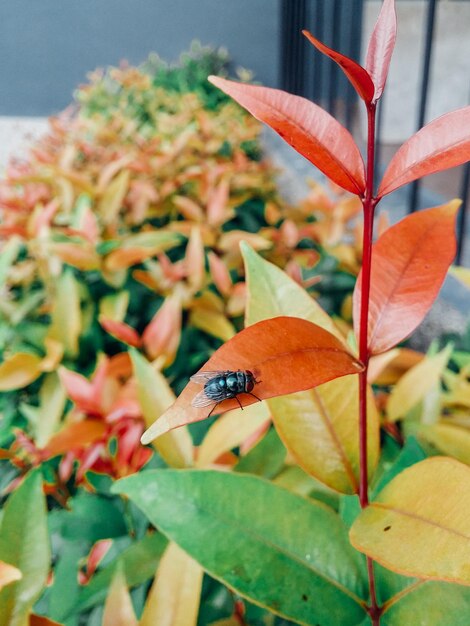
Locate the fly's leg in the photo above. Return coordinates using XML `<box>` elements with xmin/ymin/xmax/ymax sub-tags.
<box><xmin>235</xmin><ymin>396</ymin><xmax>244</xmax><ymax>410</ymax></box>
<box><xmin>247</xmin><ymin>392</ymin><xmax>262</xmax><ymax>402</ymax></box>
<box><xmin>207</xmin><ymin>402</ymin><xmax>220</xmax><ymax>418</ymax></box>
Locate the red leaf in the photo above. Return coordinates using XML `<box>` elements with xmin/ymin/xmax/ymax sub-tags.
<box><xmin>365</xmin><ymin>0</ymin><xmax>397</xmax><ymax>101</ymax></box>
<box><xmin>208</xmin><ymin>76</ymin><xmax>365</xmax><ymax>195</ymax></box>
<box><xmin>84</xmin><ymin>539</ymin><xmax>113</xmax><ymax>581</ymax></box>
<box><xmin>353</xmin><ymin>202</ymin><xmax>459</xmax><ymax>355</ymax></box>
<box><xmin>141</xmin><ymin>316</ymin><xmax>363</xmax><ymax>442</ymax></box>
<box><xmin>378</xmin><ymin>106</ymin><xmax>470</xmax><ymax>197</ymax></box>
<box><xmin>303</xmin><ymin>30</ymin><xmax>374</xmax><ymax>104</ymax></box>
<box><xmin>99</xmin><ymin>317</ymin><xmax>142</xmax><ymax>348</ymax></box>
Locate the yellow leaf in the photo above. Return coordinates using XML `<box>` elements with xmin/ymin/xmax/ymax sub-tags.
<box><xmin>40</xmin><ymin>338</ymin><xmax>64</xmax><ymax>373</ymax></box>
<box><xmin>419</xmin><ymin>422</ymin><xmax>470</xmax><ymax>465</ymax></box>
<box><xmin>0</xmin><ymin>561</ymin><xmax>21</xmax><ymax>591</ymax></box>
<box><xmin>367</xmin><ymin>348</ymin><xmax>400</xmax><ymax>384</ymax></box>
<box><xmin>130</xmin><ymin>350</ymin><xmax>193</xmax><ymax>467</ymax></box>
<box><xmin>350</xmin><ymin>457</ymin><xmax>470</xmax><ymax>585</ymax></box>
<box><xmin>98</xmin><ymin>169</ymin><xmax>130</xmax><ymax>224</ymax></box>
<box><xmin>444</xmin><ymin>367</ymin><xmax>470</xmax><ymax>409</ymax></box>
<box><xmin>99</xmin><ymin>292</ymin><xmax>129</xmax><ymax>322</ymax></box>
<box><xmin>267</xmin><ymin>374</ymin><xmax>379</xmax><ymax>494</ymax></box>
<box><xmin>387</xmin><ymin>345</ymin><xmax>452</xmax><ymax>421</ymax></box>
<box><xmin>242</xmin><ymin>242</ymin><xmax>345</xmax><ymax>343</ymax></box>
<box><xmin>190</xmin><ymin>308</ymin><xmax>235</xmax><ymax>342</ymax></box>
<box><xmin>139</xmin><ymin>542</ymin><xmax>203</xmax><ymax>626</ymax></box>
<box><xmin>47</xmin><ymin>270</ymin><xmax>81</xmax><ymax>357</ymax></box>
<box><xmin>34</xmin><ymin>373</ymin><xmax>67</xmax><ymax>449</ymax></box>
<box><xmin>0</xmin><ymin>353</ymin><xmax>43</xmax><ymax>391</ymax></box>
<box><xmin>196</xmin><ymin>403</ymin><xmax>270</xmax><ymax>467</ymax></box>
<box><xmin>242</xmin><ymin>242</ymin><xmax>378</xmax><ymax>494</ymax></box>
<box><xmin>450</xmin><ymin>266</ymin><xmax>470</xmax><ymax>290</ymax></box>
<box><xmin>103</xmin><ymin>566</ymin><xmax>138</xmax><ymax>626</ymax></box>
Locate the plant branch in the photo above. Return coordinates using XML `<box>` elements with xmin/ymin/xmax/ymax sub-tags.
<box><xmin>359</xmin><ymin>101</ymin><xmax>382</xmax><ymax>624</ymax></box>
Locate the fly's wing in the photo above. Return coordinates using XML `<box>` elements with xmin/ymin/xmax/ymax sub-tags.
<box><xmin>191</xmin><ymin>389</ymin><xmax>217</xmax><ymax>408</ymax></box>
<box><xmin>190</xmin><ymin>371</ymin><xmax>226</xmax><ymax>385</ymax></box>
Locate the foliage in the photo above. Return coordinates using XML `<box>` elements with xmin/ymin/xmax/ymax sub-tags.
<box><xmin>1</xmin><ymin>4</ymin><xmax>470</xmax><ymax>625</ymax></box>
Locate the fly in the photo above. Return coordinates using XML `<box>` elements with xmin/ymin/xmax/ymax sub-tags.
<box><xmin>190</xmin><ymin>369</ymin><xmax>261</xmax><ymax>417</ymax></box>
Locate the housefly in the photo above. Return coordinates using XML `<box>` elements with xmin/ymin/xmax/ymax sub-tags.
<box><xmin>190</xmin><ymin>369</ymin><xmax>261</xmax><ymax>416</ymax></box>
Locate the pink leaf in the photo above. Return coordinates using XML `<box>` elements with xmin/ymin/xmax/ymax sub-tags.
<box><xmin>142</xmin><ymin>294</ymin><xmax>182</xmax><ymax>364</ymax></box>
<box><xmin>365</xmin><ymin>0</ymin><xmax>397</xmax><ymax>101</ymax></box>
<box><xmin>58</xmin><ymin>368</ymin><xmax>101</xmax><ymax>415</ymax></box>
<box><xmin>208</xmin><ymin>252</ymin><xmax>232</xmax><ymax>296</ymax></box>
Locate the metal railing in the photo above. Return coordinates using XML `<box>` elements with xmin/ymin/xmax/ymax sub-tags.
<box><xmin>280</xmin><ymin>0</ymin><xmax>469</xmax><ymax>265</ymax></box>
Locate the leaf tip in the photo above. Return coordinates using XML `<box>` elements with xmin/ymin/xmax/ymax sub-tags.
<box><xmin>447</xmin><ymin>198</ymin><xmax>462</xmax><ymax>216</ymax></box>
<box><xmin>141</xmin><ymin>415</ymin><xmax>170</xmax><ymax>444</ymax></box>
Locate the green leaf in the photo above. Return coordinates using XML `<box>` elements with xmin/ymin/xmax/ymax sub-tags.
<box><xmin>113</xmin><ymin>470</ymin><xmax>368</xmax><ymax>625</ymax></box>
<box><xmin>0</xmin><ymin>471</ymin><xmax>50</xmax><ymax>626</ymax></box>
<box><xmin>48</xmin><ymin>541</ymin><xmax>84</xmax><ymax>621</ymax></box>
<box><xmin>70</xmin><ymin>533</ymin><xmax>167</xmax><ymax>615</ymax></box>
<box><xmin>50</xmin><ymin>491</ymin><xmax>127</xmax><ymax>543</ymax></box>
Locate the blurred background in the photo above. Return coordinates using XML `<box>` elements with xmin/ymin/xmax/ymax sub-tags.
<box><xmin>1</xmin><ymin>0</ymin><xmax>469</xmax><ymax>262</ymax></box>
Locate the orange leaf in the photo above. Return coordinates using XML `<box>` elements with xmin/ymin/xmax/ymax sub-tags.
<box><xmin>99</xmin><ymin>317</ymin><xmax>142</xmax><ymax>348</ymax></box>
<box><xmin>45</xmin><ymin>420</ymin><xmax>107</xmax><ymax>456</ymax></box>
<box><xmin>104</xmin><ymin>247</ymin><xmax>160</xmax><ymax>271</ymax></box>
<box><xmin>49</xmin><ymin>242</ymin><xmax>100</xmax><ymax>271</ymax></box>
<box><xmin>378</xmin><ymin>106</ymin><xmax>470</xmax><ymax>197</ymax></box>
<box><xmin>208</xmin><ymin>76</ymin><xmax>365</xmax><ymax>194</ymax></box>
<box><xmin>142</xmin><ymin>316</ymin><xmax>362</xmax><ymax>442</ymax></box>
<box><xmin>353</xmin><ymin>202</ymin><xmax>459</xmax><ymax>355</ymax></box>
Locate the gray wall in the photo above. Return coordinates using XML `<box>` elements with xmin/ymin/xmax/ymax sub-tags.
<box><xmin>0</xmin><ymin>0</ymin><xmax>281</xmax><ymax>116</ymax></box>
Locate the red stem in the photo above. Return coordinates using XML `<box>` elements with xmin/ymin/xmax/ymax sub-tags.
<box><xmin>359</xmin><ymin>102</ymin><xmax>381</xmax><ymax>624</ymax></box>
